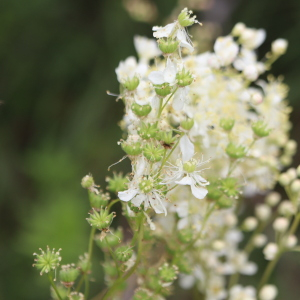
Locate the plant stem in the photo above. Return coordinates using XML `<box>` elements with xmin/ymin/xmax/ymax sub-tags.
<box><xmin>107</xmin><ymin>199</ymin><xmax>119</xmax><ymax>211</ymax></box>
<box><xmin>105</xmin><ymin>236</ymin><xmax>121</xmax><ymax>277</ymax></box>
<box><xmin>85</xmin><ymin>227</ymin><xmax>96</xmax><ymax>299</ymax></box>
<box><xmin>48</xmin><ymin>273</ymin><xmax>62</xmax><ymax>300</ymax></box>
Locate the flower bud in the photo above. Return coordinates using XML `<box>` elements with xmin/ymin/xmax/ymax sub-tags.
<box><xmin>115</xmin><ymin>245</ymin><xmax>133</xmax><ymax>262</ymax></box>
<box><xmin>59</xmin><ymin>264</ymin><xmax>80</xmax><ymax>288</ymax></box>
<box><xmin>259</xmin><ymin>284</ymin><xmax>278</xmax><ymax>300</ymax></box>
<box><xmin>178</xmin><ymin>8</ymin><xmax>197</xmax><ymax>27</ymax></box>
<box><xmin>278</xmin><ymin>201</ymin><xmax>296</xmax><ymax>217</ymax></box>
<box><xmin>176</xmin><ymin>68</ymin><xmax>194</xmax><ymax>87</ymax></box>
<box><xmin>138</xmin><ymin>122</ymin><xmax>158</xmax><ymax>139</ymax></box>
<box><xmin>278</xmin><ymin>173</ymin><xmax>291</xmax><ymax>186</ymax></box>
<box><xmin>77</xmin><ymin>253</ymin><xmax>91</xmax><ymax>273</ymax></box>
<box><xmin>123</xmin><ymin>76</ymin><xmax>140</xmax><ymax>91</ymax></box>
<box><xmin>286</xmin><ymin>168</ymin><xmax>297</xmax><ymax>181</ymax></box>
<box><xmin>217</xmin><ymin>196</ymin><xmax>234</xmax><ymax>209</ymax></box>
<box><xmin>212</xmin><ymin>240</ymin><xmax>226</xmax><ymax>251</ymax></box>
<box><xmin>133</xmin><ymin>288</ymin><xmax>153</xmax><ymax>300</ymax></box>
<box><xmin>159</xmin><ymin>263</ymin><xmax>179</xmax><ymax>284</ymax></box>
<box><xmin>106</xmin><ymin>173</ymin><xmax>128</xmax><ymax>193</ymax></box>
<box><xmin>242</xmin><ymin>217</ymin><xmax>258</xmax><ymax>231</ymax></box>
<box><xmin>181</xmin><ymin>118</ymin><xmax>194</xmax><ymax>130</ymax></box>
<box><xmin>232</xmin><ymin>22</ymin><xmax>246</xmax><ymax>36</ymax></box>
<box><xmin>95</xmin><ymin>228</ymin><xmax>123</xmax><ymax>249</ymax></box>
<box><xmin>280</xmin><ymin>155</ymin><xmax>292</xmax><ymax>166</ymax></box>
<box><xmin>273</xmin><ymin>217</ymin><xmax>289</xmax><ymax>233</ymax></box>
<box><xmin>220</xmin><ymin>118</ymin><xmax>235</xmax><ymax>131</ymax></box>
<box><xmin>154</xmin><ymin>83</ymin><xmax>172</xmax><ymax>96</ymax></box>
<box><xmin>263</xmin><ymin>243</ymin><xmax>278</xmax><ymax>260</ymax></box>
<box><xmin>143</xmin><ymin>143</ymin><xmax>164</xmax><ymax>162</ymax></box>
<box><xmin>271</xmin><ymin>39</ymin><xmax>288</xmax><ymax>56</ymax></box>
<box><xmin>251</xmin><ymin>120</ymin><xmax>271</xmax><ymax>138</ymax></box>
<box><xmin>132</xmin><ymin>103</ymin><xmax>152</xmax><ymax>117</ymax></box>
<box><xmin>284</xmin><ymin>235</ymin><xmax>297</xmax><ymax>248</ymax></box>
<box><xmin>226</xmin><ymin>142</ymin><xmax>246</xmax><ymax>159</ymax></box>
<box><xmin>88</xmin><ymin>190</ymin><xmax>110</xmax><ymax>209</ymax></box>
<box><xmin>86</xmin><ymin>208</ymin><xmax>116</xmax><ymax>230</ymax></box>
<box><xmin>33</xmin><ymin>246</ymin><xmax>62</xmax><ymax>276</ymax></box>
<box><xmin>178</xmin><ymin>228</ymin><xmax>194</xmax><ymax>244</ymax></box>
<box><xmin>291</xmin><ymin>179</ymin><xmax>300</xmax><ymax>193</ymax></box>
<box><xmin>297</xmin><ymin>165</ymin><xmax>300</xmax><ymax>177</ymax></box>
<box><xmin>255</xmin><ymin>204</ymin><xmax>271</xmax><ymax>222</ymax></box>
<box><xmin>69</xmin><ymin>292</ymin><xmax>85</xmax><ymax>300</ymax></box>
<box><xmin>207</xmin><ymin>183</ymin><xmax>223</xmax><ymax>201</ymax></box>
<box><xmin>103</xmin><ymin>261</ymin><xmax>118</xmax><ymax>277</ymax></box>
<box><xmin>285</xmin><ymin>140</ymin><xmax>297</xmax><ymax>155</ymax></box>
<box><xmin>219</xmin><ymin>177</ymin><xmax>240</xmax><ymax>198</ymax></box>
<box><xmin>265</xmin><ymin>192</ymin><xmax>281</xmax><ymax>207</ymax></box>
<box><xmin>157</xmin><ymin>131</ymin><xmax>176</xmax><ymax>145</ymax></box>
<box><xmin>121</xmin><ymin>141</ymin><xmax>143</xmax><ymax>155</ymax></box>
<box><xmin>81</xmin><ymin>175</ymin><xmax>94</xmax><ymax>189</ymax></box>
<box><xmin>253</xmin><ymin>234</ymin><xmax>267</xmax><ymax>248</ymax></box>
<box><xmin>158</xmin><ymin>38</ymin><xmax>179</xmax><ymax>54</ymax></box>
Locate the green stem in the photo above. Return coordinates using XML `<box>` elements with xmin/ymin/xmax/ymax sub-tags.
<box><xmin>102</xmin><ymin>214</ymin><xmax>145</xmax><ymax>300</ymax></box>
<box><xmin>105</xmin><ymin>236</ymin><xmax>121</xmax><ymax>277</ymax></box>
<box><xmin>75</xmin><ymin>274</ymin><xmax>84</xmax><ymax>292</ymax></box>
<box><xmin>161</xmin><ymin>87</ymin><xmax>178</xmax><ymax>112</ymax></box>
<box><xmin>107</xmin><ymin>199</ymin><xmax>119</xmax><ymax>211</ymax></box>
<box><xmin>85</xmin><ymin>227</ymin><xmax>96</xmax><ymax>299</ymax></box>
<box><xmin>48</xmin><ymin>273</ymin><xmax>63</xmax><ymax>300</ymax></box>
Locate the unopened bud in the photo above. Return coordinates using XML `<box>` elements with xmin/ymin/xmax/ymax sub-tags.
<box><xmin>132</xmin><ymin>103</ymin><xmax>152</xmax><ymax>117</ymax></box>
<box><xmin>271</xmin><ymin>39</ymin><xmax>288</xmax><ymax>56</ymax></box>
<box><xmin>242</xmin><ymin>217</ymin><xmax>258</xmax><ymax>231</ymax></box>
<box><xmin>220</xmin><ymin>118</ymin><xmax>235</xmax><ymax>131</ymax></box>
<box><xmin>123</xmin><ymin>76</ymin><xmax>140</xmax><ymax>91</ymax></box>
<box><xmin>273</xmin><ymin>217</ymin><xmax>289</xmax><ymax>232</ymax></box>
<box><xmin>259</xmin><ymin>284</ymin><xmax>278</xmax><ymax>300</ymax></box>
<box><xmin>251</xmin><ymin>120</ymin><xmax>271</xmax><ymax>138</ymax></box>
<box><xmin>181</xmin><ymin>118</ymin><xmax>194</xmax><ymax>130</ymax></box>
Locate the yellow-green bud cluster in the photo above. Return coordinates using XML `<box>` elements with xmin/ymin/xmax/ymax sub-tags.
<box><xmin>59</xmin><ymin>264</ymin><xmax>80</xmax><ymax>288</ymax></box>
<box><xmin>33</xmin><ymin>246</ymin><xmax>62</xmax><ymax>276</ymax></box>
<box><xmin>133</xmin><ymin>288</ymin><xmax>153</xmax><ymax>300</ymax></box>
<box><xmin>158</xmin><ymin>38</ymin><xmax>179</xmax><ymax>54</ymax></box>
<box><xmin>154</xmin><ymin>83</ymin><xmax>172</xmax><ymax>97</ymax></box>
<box><xmin>207</xmin><ymin>182</ymin><xmax>223</xmax><ymax>200</ymax></box>
<box><xmin>156</xmin><ymin>131</ymin><xmax>177</xmax><ymax>145</ymax></box>
<box><xmin>181</xmin><ymin>118</ymin><xmax>194</xmax><ymax>130</ymax></box>
<box><xmin>115</xmin><ymin>245</ymin><xmax>133</xmax><ymax>262</ymax></box>
<box><xmin>77</xmin><ymin>253</ymin><xmax>91</xmax><ymax>273</ymax></box>
<box><xmin>217</xmin><ymin>196</ymin><xmax>234</xmax><ymax>209</ymax></box>
<box><xmin>159</xmin><ymin>263</ymin><xmax>179</xmax><ymax>284</ymax></box>
<box><xmin>88</xmin><ymin>190</ymin><xmax>110</xmax><ymax>209</ymax></box>
<box><xmin>226</xmin><ymin>142</ymin><xmax>246</xmax><ymax>159</ymax></box>
<box><xmin>219</xmin><ymin>177</ymin><xmax>240</xmax><ymax>199</ymax></box>
<box><xmin>121</xmin><ymin>141</ymin><xmax>143</xmax><ymax>155</ymax></box>
<box><xmin>143</xmin><ymin>143</ymin><xmax>164</xmax><ymax>162</ymax></box>
<box><xmin>252</xmin><ymin>120</ymin><xmax>271</xmax><ymax>137</ymax></box>
<box><xmin>123</xmin><ymin>76</ymin><xmax>139</xmax><ymax>91</ymax></box>
<box><xmin>183</xmin><ymin>159</ymin><xmax>197</xmax><ymax>173</ymax></box>
<box><xmin>103</xmin><ymin>261</ymin><xmax>118</xmax><ymax>277</ymax></box>
<box><xmin>106</xmin><ymin>173</ymin><xmax>128</xmax><ymax>193</ymax></box>
<box><xmin>176</xmin><ymin>68</ymin><xmax>194</xmax><ymax>86</ymax></box>
<box><xmin>178</xmin><ymin>8</ymin><xmax>197</xmax><ymax>27</ymax></box>
<box><xmin>86</xmin><ymin>208</ymin><xmax>116</xmax><ymax>230</ymax></box>
<box><xmin>81</xmin><ymin>174</ymin><xmax>94</xmax><ymax>189</ymax></box>
<box><xmin>139</xmin><ymin>178</ymin><xmax>154</xmax><ymax>193</ymax></box>
<box><xmin>132</xmin><ymin>103</ymin><xmax>152</xmax><ymax>117</ymax></box>
<box><xmin>95</xmin><ymin>228</ymin><xmax>123</xmax><ymax>249</ymax></box>
<box><xmin>138</xmin><ymin>122</ymin><xmax>158</xmax><ymax>139</ymax></box>
<box><xmin>178</xmin><ymin>228</ymin><xmax>194</xmax><ymax>244</ymax></box>
<box><xmin>220</xmin><ymin>118</ymin><xmax>235</xmax><ymax>131</ymax></box>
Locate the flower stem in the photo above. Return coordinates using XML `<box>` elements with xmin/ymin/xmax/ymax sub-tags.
<box><xmin>48</xmin><ymin>273</ymin><xmax>62</xmax><ymax>300</ymax></box>
<box><xmin>107</xmin><ymin>199</ymin><xmax>120</xmax><ymax>211</ymax></box>
<box><xmin>105</xmin><ymin>236</ymin><xmax>121</xmax><ymax>277</ymax></box>
<box><xmin>85</xmin><ymin>227</ymin><xmax>96</xmax><ymax>299</ymax></box>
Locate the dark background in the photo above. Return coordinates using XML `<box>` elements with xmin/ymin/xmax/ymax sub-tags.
<box><xmin>0</xmin><ymin>0</ymin><xmax>299</xmax><ymax>299</ymax></box>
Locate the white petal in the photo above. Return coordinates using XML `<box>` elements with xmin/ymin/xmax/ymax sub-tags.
<box><xmin>148</xmin><ymin>71</ymin><xmax>165</xmax><ymax>85</ymax></box>
<box><xmin>180</xmin><ymin>40</ymin><xmax>194</xmax><ymax>52</ymax></box>
<box><xmin>191</xmin><ymin>182</ymin><xmax>208</xmax><ymax>199</ymax></box>
<box><xmin>135</xmin><ymin>156</ymin><xmax>147</xmax><ymax>177</ymax></box>
<box><xmin>177</xmin><ymin>30</ymin><xmax>194</xmax><ymax>53</ymax></box>
<box><xmin>193</xmin><ymin>173</ymin><xmax>208</xmax><ymax>185</ymax></box>
<box><xmin>118</xmin><ymin>188</ymin><xmax>138</xmax><ymax>202</ymax></box>
<box><xmin>240</xmin><ymin>262</ymin><xmax>257</xmax><ymax>275</ymax></box>
<box><xmin>150</xmin><ymin>192</ymin><xmax>167</xmax><ymax>215</ymax></box>
<box><xmin>163</xmin><ymin>61</ymin><xmax>177</xmax><ymax>84</ymax></box>
<box><xmin>172</xmin><ymin>89</ymin><xmax>184</xmax><ymax>110</ymax></box>
<box><xmin>180</xmin><ymin>134</ymin><xmax>194</xmax><ymax>162</ymax></box>
<box><xmin>153</xmin><ymin>23</ymin><xmax>175</xmax><ymax>38</ymax></box>
<box><xmin>175</xmin><ymin>176</ymin><xmax>192</xmax><ymax>185</ymax></box>
<box><xmin>131</xmin><ymin>193</ymin><xmax>146</xmax><ymax>207</ymax></box>
<box><xmin>151</xmin><ymin>95</ymin><xmax>160</xmax><ymax>109</ymax></box>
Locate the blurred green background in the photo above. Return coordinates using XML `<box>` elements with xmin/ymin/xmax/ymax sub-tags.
<box><xmin>0</xmin><ymin>0</ymin><xmax>299</xmax><ymax>299</ymax></box>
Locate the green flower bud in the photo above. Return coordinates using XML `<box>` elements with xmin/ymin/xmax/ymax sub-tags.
<box><xmin>81</xmin><ymin>174</ymin><xmax>94</xmax><ymax>189</ymax></box>
<box><xmin>217</xmin><ymin>196</ymin><xmax>234</xmax><ymax>209</ymax></box>
<box><xmin>132</xmin><ymin>103</ymin><xmax>152</xmax><ymax>117</ymax></box>
<box><xmin>33</xmin><ymin>246</ymin><xmax>62</xmax><ymax>276</ymax></box>
<box><xmin>59</xmin><ymin>264</ymin><xmax>80</xmax><ymax>288</ymax></box>
<box><xmin>95</xmin><ymin>228</ymin><xmax>123</xmax><ymax>249</ymax></box>
<box><xmin>178</xmin><ymin>8</ymin><xmax>197</xmax><ymax>27</ymax></box>
<box><xmin>178</xmin><ymin>228</ymin><xmax>194</xmax><ymax>244</ymax></box>
<box><xmin>183</xmin><ymin>159</ymin><xmax>197</xmax><ymax>173</ymax></box>
<box><xmin>77</xmin><ymin>253</ymin><xmax>91</xmax><ymax>273</ymax></box>
<box><xmin>86</xmin><ymin>208</ymin><xmax>116</xmax><ymax>230</ymax></box>
<box><xmin>155</xmin><ymin>83</ymin><xmax>172</xmax><ymax>97</ymax></box>
<box><xmin>156</xmin><ymin>131</ymin><xmax>177</xmax><ymax>145</ymax></box>
<box><xmin>158</xmin><ymin>38</ymin><xmax>179</xmax><ymax>54</ymax></box>
<box><xmin>139</xmin><ymin>178</ymin><xmax>154</xmax><ymax>193</ymax></box>
<box><xmin>176</xmin><ymin>68</ymin><xmax>194</xmax><ymax>86</ymax></box>
<box><xmin>252</xmin><ymin>120</ymin><xmax>271</xmax><ymax>137</ymax></box>
<box><xmin>88</xmin><ymin>190</ymin><xmax>110</xmax><ymax>209</ymax></box>
<box><xmin>121</xmin><ymin>141</ymin><xmax>143</xmax><ymax>155</ymax></box>
<box><xmin>226</xmin><ymin>142</ymin><xmax>246</xmax><ymax>159</ymax></box>
<box><xmin>159</xmin><ymin>263</ymin><xmax>178</xmax><ymax>284</ymax></box>
<box><xmin>138</xmin><ymin>122</ymin><xmax>158</xmax><ymax>139</ymax></box>
<box><xmin>50</xmin><ymin>285</ymin><xmax>68</xmax><ymax>300</ymax></box>
<box><xmin>219</xmin><ymin>177</ymin><xmax>240</xmax><ymax>199</ymax></box>
<box><xmin>181</xmin><ymin>118</ymin><xmax>194</xmax><ymax>130</ymax></box>
<box><xmin>68</xmin><ymin>292</ymin><xmax>84</xmax><ymax>300</ymax></box>
<box><xmin>133</xmin><ymin>288</ymin><xmax>153</xmax><ymax>300</ymax></box>
<box><xmin>106</xmin><ymin>173</ymin><xmax>129</xmax><ymax>193</ymax></box>
<box><xmin>207</xmin><ymin>182</ymin><xmax>222</xmax><ymax>200</ymax></box>
<box><xmin>103</xmin><ymin>261</ymin><xmax>118</xmax><ymax>277</ymax></box>
<box><xmin>123</xmin><ymin>76</ymin><xmax>139</xmax><ymax>91</ymax></box>
<box><xmin>147</xmin><ymin>275</ymin><xmax>161</xmax><ymax>292</ymax></box>
<box><xmin>115</xmin><ymin>245</ymin><xmax>133</xmax><ymax>262</ymax></box>
<box><xmin>143</xmin><ymin>143</ymin><xmax>165</xmax><ymax>162</ymax></box>
<box><xmin>220</xmin><ymin>118</ymin><xmax>235</xmax><ymax>131</ymax></box>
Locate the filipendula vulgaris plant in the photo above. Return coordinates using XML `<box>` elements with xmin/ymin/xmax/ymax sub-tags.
<box><xmin>33</xmin><ymin>7</ymin><xmax>299</xmax><ymax>300</ymax></box>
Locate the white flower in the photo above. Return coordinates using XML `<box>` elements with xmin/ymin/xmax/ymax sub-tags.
<box><xmin>229</xmin><ymin>285</ymin><xmax>257</xmax><ymax>300</ymax></box>
<box><xmin>273</xmin><ymin>217</ymin><xmax>289</xmax><ymax>232</ymax></box>
<box><xmin>271</xmin><ymin>39</ymin><xmax>288</xmax><ymax>56</ymax></box>
<box><xmin>263</xmin><ymin>243</ymin><xmax>278</xmax><ymax>260</ymax></box>
<box><xmin>214</xmin><ymin>36</ymin><xmax>239</xmax><ymax>66</ymax></box>
<box><xmin>148</xmin><ymin>59</ymin><xmax>177</xmax><ymax>85</ymax></box>
<box><xmin>206</xmin><ymin>276</ymin><xmax>227</xmax><ymax>300</ymax></box>
<box><xmin>118</xmin><ymin>157</ymin><xmax>167</xmax><ymax>215</ymax></box>
<box><xmin>240</xmin><ymin>27</ymin><xmax>266</xmax><ymax>49</ymax></box>
<box><xmin>134</xmin><ymin>35</ymin><xmax>161</xmax><ymax>62</ymax></box>
<box><xmin>259</xmin><ymin>285</ymin><xmax>278</xmax><ymax>300</ymax></box>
